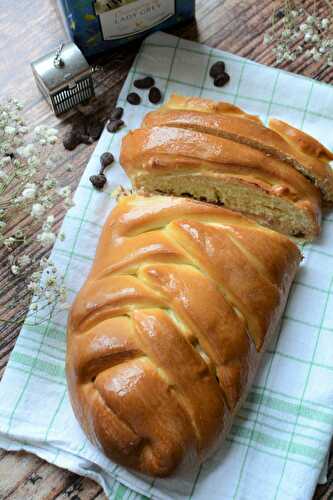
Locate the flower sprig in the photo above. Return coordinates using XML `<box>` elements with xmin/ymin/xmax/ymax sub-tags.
<box><xmin>0</xmin><ymin>98</ymin><xmax>74</xmax><ymax>326</ymax></box>
<box><xmin>264</xmin><ymin>1</ymin><xmax>333</xmax><ymax>65</ymax></box>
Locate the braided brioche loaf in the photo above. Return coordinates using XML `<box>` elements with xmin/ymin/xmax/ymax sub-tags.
<box><xmin>67</xmin><ymin>195</ymin><xmax>301</xmax><ymax>477</ymax></box>
<box><xmin>120</xmin><ymin>95</ymin><xmax>333</xmax><ymax>240</ymax></box>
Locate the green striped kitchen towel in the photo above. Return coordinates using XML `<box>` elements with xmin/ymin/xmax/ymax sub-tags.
<box><xmin>1</xmin><ymin>31</ymin><xmax>333</xmax><ymax>500</ymax></box>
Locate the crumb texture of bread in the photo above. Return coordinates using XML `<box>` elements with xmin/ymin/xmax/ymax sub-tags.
<box><xmin>126</xmin><ymin>94</ymin><xmax>333</xmax><ymax>215</ymax></box>
<box><xmin>67</xmin><ymin>195</ymin><xmax>301</xmax><ymax>477</ymax></box>
<box><xmin>121</xmin><ymin>108</ymin><xmax>323</xmax><ymax>240</ymax></box>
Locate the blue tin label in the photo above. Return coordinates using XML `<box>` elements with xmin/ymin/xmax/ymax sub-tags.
<box><xmin>57</xmin><ymin>0</ymin><xmax>195</xmax><ymax>57</ymax></box>
<box><xmin>94</xmin><ymin>0</ymin><xmax>175</xmax><ymax>41</ymax></box>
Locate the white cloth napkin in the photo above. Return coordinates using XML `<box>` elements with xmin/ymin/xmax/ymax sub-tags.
<box><xmin>1</xmin><ymin>31</ymin><xmax>333</xmax><ymax>500</ymax></box>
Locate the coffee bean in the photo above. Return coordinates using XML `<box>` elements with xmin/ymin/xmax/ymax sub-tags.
<box><xmin>70</xmin><ymin>114</ymin><xmax>87</xmax><ymax>137</ymax></box>
<box><xmin>214</xmin><ymin>72</ymin><xmax>230</xmax><ymax>87</ymax></box>
<box><xmin>80</xmin><ymin>134</ymin><xmax>94</xmax><ymax>145</ymax></box>
<box><xmin>87</xmin><ymin>120</ymin><xmax>104</xmax><ymax>141</ymax></box>
<box><xmin>134</xmin><ymin>76</ymin><xmax>155</xmax><ymax>89</ymax></box>
<box><xmin>107</xmin><ymin>119</ymin><xmax>124</xmax><ymax>134</ymax></box>
<box><xmin>90</xmin><ymin>174</ymin><xmax>107</xmax><ymax>190</ymax></box>
<box><xmin>110</xmin><ymin>107</ymin><xmax>124</xmax><ymax>120</ymax></box>
<box><xmin>127</xmin><ymin>92</ymin><xmax>141</xmax><ymax>105</ymax></box>
<box><xmin>149</xmin><ymin>86</ymin><xmax>162</xmax><ymax>105</ymax></box>
<box><xmin>100</xmin><ymin>152</ymin><xmax>115</xmax><ymax>170</ymax></box>
<box><xmin>209</xmin><ymin>61</ymin><xmax>226</xmax><ymax>79</ymax></box>
<box><xmin>63</xmin><ymin>130</ymin><xmax>81</xmax><ymax>151</ymax></box>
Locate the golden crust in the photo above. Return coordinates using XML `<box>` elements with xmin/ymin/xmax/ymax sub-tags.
<box><xmin>269</xmin><ymin>118</ymin><xmax>333</xmax><ymax>162</ymax></box>
<box><xmin>120</xmin><ymin>124</ymin><xmax>321</xmax><ymax>239</ymax></box>
<box><xmin>67</xmin><ymin>195</ymin><xmax>301</xmax><ymax>477</ymax></box>
<box><xmin>164</xmin><ymin>94</ymin><xmax>263</xmax><ymax>123</ymax></box>
<box><xmin>142</xmin><ymin>94</ymin><xmax>333</xmax><ymax>203</ymax></box>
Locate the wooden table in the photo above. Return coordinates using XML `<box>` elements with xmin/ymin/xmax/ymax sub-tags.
<box><xmin>0</xmin><ymin>0</ymin><xmax>332</xmax><ymax>498</ymax></box>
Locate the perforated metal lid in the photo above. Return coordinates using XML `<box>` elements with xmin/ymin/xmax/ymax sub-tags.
<box><xmin>31</xmin><ymin>42</ymin><xmax>91</xmax><ymax>93</ymax></box>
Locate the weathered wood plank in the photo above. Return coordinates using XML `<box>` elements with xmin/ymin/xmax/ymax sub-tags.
<box><xmin>0</xmin><ymin>452</ymin><xmax>43</xmax><ymax>498</ymax></box>
<box><xmin>54</xmin><ymin>476</ymin><xmax>104</xmax><ymax>500</ymax></box>
<box><xmin>5</xmin><ymin>460</ymin><xmax>78</xmax><ymax>500</ymax></box>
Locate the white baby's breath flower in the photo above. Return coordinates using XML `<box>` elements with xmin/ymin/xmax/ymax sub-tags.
<box><xmin>33</xmin><ymin>125</ymin><xmax>58</xmax><ymax>145</ymax></box>
<box><xmin>28</xmin><ymin>281</ymin><xmax>38</xmax><ymax>292</ymax></box>
<box><xmin>40</xmin><ymin>257</ymin><xmax>50</xmax><ymax>270</ymax></box>
<box><xmin>46</xmin><ymin>135</ymin><xmax>57</xmax><ymax>145</ymax></box>
<box><xmin>306</xmin><ymin>15</ymin><xmax>316</xmax><ymax>25</ymax></box>
<box><xmin>4</xmin><ymin>126</ymin><xmax>16</xmax><ymax>135</ymax></box>
<box><xmin>46</xmin><ymin>276</ymin><xmax>57</xmax><ymax>287</ymax></box>
<box><xmin>10</xmin><ymin>264</ymin><xmax>20</xmax><ymax>275</ymax></box>
<box><xmin>0</xmin><ymin>170</ymin><xmax>8</xmax><ymax>181</ymax></box>
<box><xmin>0</xmin><ymin>156</ymin><xmax>12</xmax><ymax>167</ymax></box>
<box><xmin>18</xmin><ymin>254</ymin><xmax>31</xmax><ymax>267</ymax></box>
<box><xmin>37</xmin><ymin>231</ymin><xmax>56</xmax><ymax>247</ymax></box>
<box><xmin>47</xmin><ymin>127</ymin><xmax>58</xmax><ymax>136</ymax></box>
<box><xmin>4</xmin><ymin>237</ymin><xmax>15</xmax><ymax>248</ymax></box>
<box><xmin>46</xmin><ymin>214</ymin><xmax>55</xmax><ymax>226</ymax></box>
<box><xmin>17</xmin><ymin>143</ymin><xmax>35</xmax><ymax>159</ymax></box>
<box><xmin>31</xmin><ymin>270</ymin><xmax>42</xmax><ymax>281</ymax></box>
<box><xmin>321</xmin><ymin>18</ymin><xmax>330</xmax><ymax>30</ymax></box>
<box><xmin>43</xmin><ymin>178</ymin><xmax>57</xmax><ymax>190</ymax></box>
<box><xmin>59</xmin><ymin>286</ymin><xmax>67</xmax><ymax>302</ymax></box>
<box><xmin>22</xmin><ymin>182</ymin><xmax>37</xmax><ymax>199</ymax></box>
<box><xmin>1</xmin><ymin>98</ymin><xmax>70</xmax><ymax>323</ymax></box>
<box><xmin>18</xmin><ymin>126</ymin><xmax>28</xmax><ymax>134</ymax></box>
<box><xmin>313</xmin><ymin>50</ymin><xmax>321</xmax><ymax>61</ymax></box>
<box><xmin>45</xmin><ymin>158</ymin><xmax>56</xmax><ymax>169</ymax></box>
<box><xmin>282</xmin><ymin>29</ymin><xmax>291</xmax><ymax>39</ymax></box>
<box><xmin>44</xmin><ymin>290</ymin><xmax>54</xmax><ymax>303</ymax></box>
<box><xmin>58</xmin><ymin>186</ymin><xmax>71</xmax><ymax>198</ymax></box>
<box><xmin>31</xmin><ymin>203</ymin><xmax>45</xmax><ymax>218</ymax></box>
<box><xmin>33</xmin><ymin>125</ymin><xmax>43</xmax><ymax>134</ymax></box>
<box><xmin>14</xmin><ymin>228</ymin><xmax>24</xmax><ymax>239</ymax></box>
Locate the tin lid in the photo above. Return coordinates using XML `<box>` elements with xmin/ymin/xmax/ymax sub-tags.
<box><xmin>31</xmin><ymin>42</ymin><xmax>91</xmax><ymax>93</ymax></box>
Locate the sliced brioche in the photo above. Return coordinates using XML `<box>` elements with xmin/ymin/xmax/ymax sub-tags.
<box><xmin>142</xmin><ymin>94</ymin><xmax>333</xmax><ymax>203</ymax></box>
<box><xmin>120</xmin><ymin>125</ymin><xmax>321</xmax><ymax>240</ymax></box>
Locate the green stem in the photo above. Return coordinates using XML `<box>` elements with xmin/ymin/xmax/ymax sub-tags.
<box><xmin>324</xmin><ymin>0</ymin><xmax>333</xmax><ymax>13</ymax></box>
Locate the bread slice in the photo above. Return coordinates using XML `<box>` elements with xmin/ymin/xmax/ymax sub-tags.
<box><xmin>120</xmin><ymin>125</ymin><xmax>322</xmax><ymax>241</ymax></box>
<box><xmin>142</xmin><ymin>94</ymin><xmax>333</xmax><ymax>203</ymax></box>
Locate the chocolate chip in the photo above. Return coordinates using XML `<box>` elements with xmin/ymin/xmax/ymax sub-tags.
<box><xmin>87</xmin><ymin>120</ymin><xmax>104</xmax><ymax>141</ymax></box>
<box><xmin>63</xmin><ymin>130</ymin><xmax>81</xmax><ymax>151</ymax></box>
<box><xmin>149</xmin><ymin>86</ymin><xmax>162</xmax><ymax>105</ymax></box>
<box><xmin>110</xmin><ymin>107</ymin><xmax>124</xmax><ymax>120</ymax></box>
<box><xmin>107</xmin><ymin>119</ymin><xmax>124</xmax><ymax>134</ymax></box>
<box><xmin>214</xmin><ymin>72</ymin><xmax>230</xmax><ymax>87</ymax></box>
<box><xmin>209</xmin><ymin>61</ymin><xmax>226</xmax><ymax>79</ymax></box>
<box><xmin>134</xmin><ymin>76</ymin><xmax>155</xmax><ymax>89</ymax></box>
<box><xmin>100</xmin><ymin>152</ymin><xmax>114</xmax><ymax>170</ymax></box>
<box><xmin>127</xmin><ymin>92</ymin><xmax>141</xmax><ymax>105</ymax></box>
<box><xmin>90</xmin><ymin>174</ymin><xmax>107</xmax><ymax>190</ymax></box>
